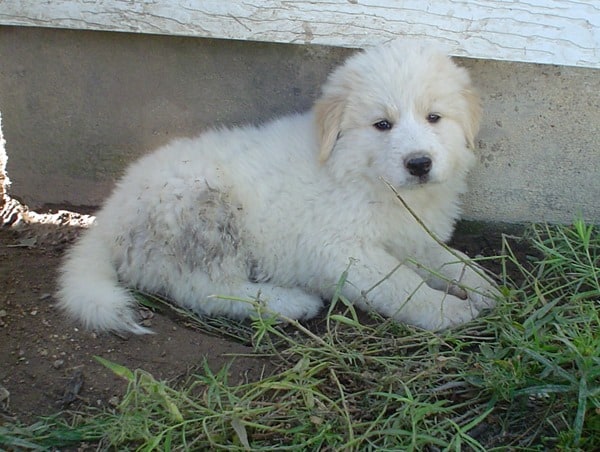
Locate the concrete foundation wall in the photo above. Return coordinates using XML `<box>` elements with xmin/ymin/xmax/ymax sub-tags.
<box><xmin>0</xmin><ymin>26</ymin><xmax>598</xmax><ymax>224</ymax></box>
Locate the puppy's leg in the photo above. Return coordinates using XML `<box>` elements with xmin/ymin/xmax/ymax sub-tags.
<box><xmin>224</xmin><ymin>281</ymin><xmax>323</xmax><ymax>321</ymax></box>
<box><xmin>411</xmin><ymin>246</ymin><xmax>499</xmax><ymax>311</ymax></box>
<box><xmin>330</xmin><ymin>250</ymin><xmax>484</xmax><ymax>330</ymax></box>
<box><xmin>238</xmin><ymin>282</ymin><xmax>323</xmax><ymax>320</ymax></box>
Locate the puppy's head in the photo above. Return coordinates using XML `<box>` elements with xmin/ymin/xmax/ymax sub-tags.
<box><xmin>314</xmin><ymin>40</ymin><xmax>481</xmax><ymax>189</ymax></box>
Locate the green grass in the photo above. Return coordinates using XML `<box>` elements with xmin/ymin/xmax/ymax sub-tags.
<box><xmin>1</xmin><ymin>219</ymin><xmax>598</xmax><ymax>450</ymax></box>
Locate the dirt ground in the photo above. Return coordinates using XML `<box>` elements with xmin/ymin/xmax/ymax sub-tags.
<box><xmin>0</xmin><ymin>207</ymin><xmax>272</xmax><ymax>424</ymax></box>
<box><xmin>0</xmin><ymin>205</ymin><xmax>509</xmax><ymax>425</ymax></box>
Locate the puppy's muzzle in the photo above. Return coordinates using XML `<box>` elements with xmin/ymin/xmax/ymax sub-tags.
<box><xmin>405</xmin><ymin>155</ymin><xmax>432</xmax><ymax>177</ymax></box>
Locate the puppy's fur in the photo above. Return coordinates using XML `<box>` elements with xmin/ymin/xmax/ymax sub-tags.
<box><xmin>58</xmin><ymin>40</ymin><xmax>497</xmax><ymax>334</ymax></box>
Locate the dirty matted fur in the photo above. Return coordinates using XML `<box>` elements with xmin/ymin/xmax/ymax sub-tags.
<box><xmin>58</xmin><ymin>40</ymin><xmax>498</xmax><ymax>334</ymax></box>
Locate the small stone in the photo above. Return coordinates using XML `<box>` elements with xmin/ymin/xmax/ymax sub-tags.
<box><xmin>52</xmin><ymin>359</ymin><xmax>64</xmax><ymax>369</ymax></box>
<box><xmin>0</xmin><ymin>386</ymin><xmax>9</xmax><ymax>406</ymax></box>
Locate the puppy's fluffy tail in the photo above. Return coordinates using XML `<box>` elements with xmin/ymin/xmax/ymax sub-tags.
<box><xmin>57</xmin><ymin>228</ymin><xmax>151</xmax><ymax>334</ymax></box>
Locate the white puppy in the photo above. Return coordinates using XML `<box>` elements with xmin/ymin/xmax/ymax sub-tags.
<box><xmin>58</xmin><ymin>40</ymin><xmax>497</xmax><ymax>334</ymax></box>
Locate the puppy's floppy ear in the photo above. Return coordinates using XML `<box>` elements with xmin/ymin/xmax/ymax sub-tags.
<box><xmin>314</xmin><ymin>93</ymin><xmax>345</xmax><ymax>163</ymax></box>
<box><xmin>462</xmin><ymin>88</ymin><xmax>482</xmax><ymax>150</ymax></box>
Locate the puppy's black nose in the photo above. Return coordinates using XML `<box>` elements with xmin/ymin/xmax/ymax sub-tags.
<box><xmin>405</xmin><ymin>156</ymin><xmax>432</xmax><ymax>177</ymax></box>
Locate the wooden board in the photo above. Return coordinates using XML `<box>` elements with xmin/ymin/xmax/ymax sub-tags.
<box><xmin>0</xmin><ymin>1</ymin><xmax>598</xmax><ymax>67</ymax></box>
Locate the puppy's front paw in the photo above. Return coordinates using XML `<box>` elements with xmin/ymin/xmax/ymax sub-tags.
<box><xmin>389</xmin><ymin>285</ymin><xmax>482</xmax><ymax>331</ymax></box>
<box><xmin>415</xmin><ymin>291</ymin><xmax>481</xmax><ymax>331</ymax></box>
<box><xmin>407</xmin><ymin>275</ymin><xmax>498</xmax><ymax>331</ymax></box>
<box><xmin>453</xmin><ymin>265</ymin><xmax>499</xmax><ymax>311</ymax></box>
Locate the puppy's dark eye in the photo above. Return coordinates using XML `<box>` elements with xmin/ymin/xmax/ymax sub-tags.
<box><xmin>373</xmin><ymin>120</ymin><xmax>393</xmax><ymax>131</ymax></box>
<box><xmin>427</xmin><ymin>113</ymin><xmax>441</xmax><ymax>124</ymax></box>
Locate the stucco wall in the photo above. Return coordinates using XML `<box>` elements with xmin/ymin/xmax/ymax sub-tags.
<box><xmin>0</xmin><ymin>26</ymin><xmax>598</xmax><ymax>223</ymax></box>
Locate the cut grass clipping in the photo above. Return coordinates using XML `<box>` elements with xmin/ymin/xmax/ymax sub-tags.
<box><xmin>1</xmin><ymin>219</ymin><xmax>599</xmax><ymax>450</ymax></box>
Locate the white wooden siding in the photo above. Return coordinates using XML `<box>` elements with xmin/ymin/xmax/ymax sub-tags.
<box><xmin>0</xmin><ymin>1</ymin><xmax>598</xmax><ymax>68</ymax></box>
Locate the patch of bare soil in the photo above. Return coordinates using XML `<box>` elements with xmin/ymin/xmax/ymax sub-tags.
<box><xmin>0</xmin><ymin>207</ymin><xmax>269</xmax><ymax>424</ymax></box>
<box><xmin>0</xmin><ymin>203</ymin><xmax>518</xmax><ymax>425</ymax></box>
